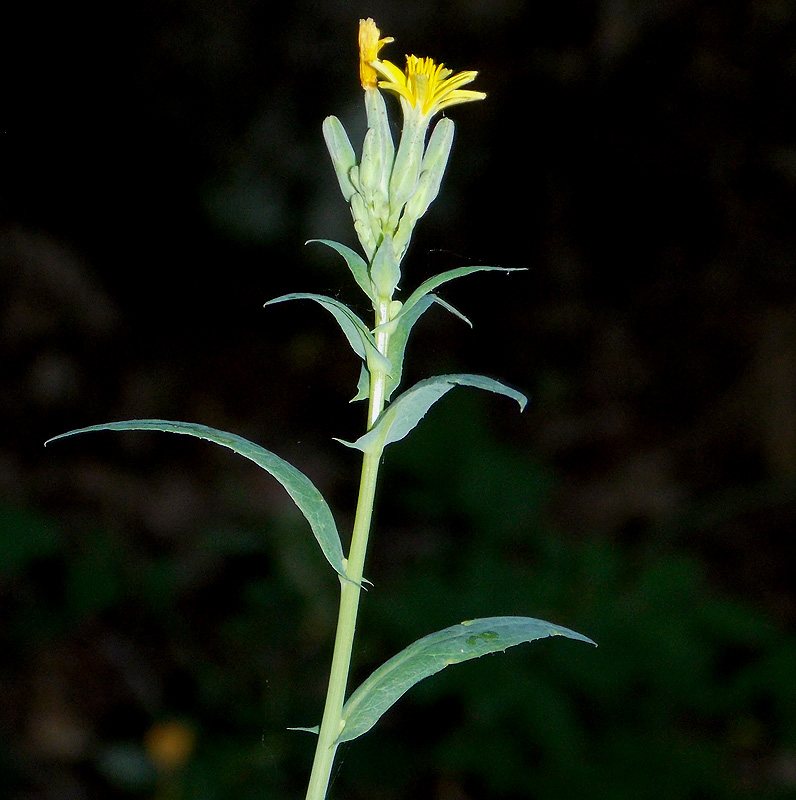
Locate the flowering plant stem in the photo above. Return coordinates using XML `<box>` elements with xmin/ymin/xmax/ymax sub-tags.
<box><xmin>45</xmin><ymin>20</ymin><xmax>597</xmax><ymax>800</ymax></box>
<box><xmin>305</xmin><ymin>306</ymin><xmax>391</xmax><ymax>800</ymax></box>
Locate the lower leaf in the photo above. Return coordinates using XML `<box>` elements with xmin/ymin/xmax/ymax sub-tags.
<box><xmin>337</xmin><ymin>374</ymin><xmax>527</xmax><ymax>454</ymax></box>
<box><xmin>45</xmin><ymin>420</ymin><xmax>349</xmax><ymax>582</ymax></box>
<box><xmin>338</xmin><ymin>616</ymin><xmax>596</xmax><ymax>743</ymax></box>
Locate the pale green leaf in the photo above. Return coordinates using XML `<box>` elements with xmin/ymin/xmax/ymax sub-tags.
<box><xmin>400</xmin><ymin>265</ymin><xmax>526</xmax><ymax>318</ymax></box>
<box><xmin>265</xmin><ymin>293</ymin><xmax>391</xmax><ymax>375</ymax></box>
<box><xmin>45</xmin><ymin>420</ymin><xmax>348</xmax><ymax>581</ymax></box>
<box><xmin>306</xmin><ymin>239</ymin><xmax>373</xmax><ymax>301</ymax></box>
<box><xmin>431</xmin><ymin>295</ymin><xmax>472</xmax><ymax>327</ymax></box>
<box><xmin>339</xmin><ymin>616</ymin><xmax>596</xmax><ymax>742</ymax></box>
<box><xmin>338</xmin><ymin>374</ymin><xmax>527</xmax><ymax>453</ymax></box>
<box><xmin>375</xmin><ymin>267</ymin><xmax>521</xmax><ymax>401</ymax></box>
<box><xmin>375</xmin><ymin>296</ymin><xmax>471</xmax><ymax>401</ymax></box>
<box><xmin>382</xmin><ymin>294</ymin><xmax>435</xmax><ymax>401</ymax></box>
<box><xmin>351</xmin><ymin>364</ymin><xmax>371</xmax><ymax>403</ymax></box>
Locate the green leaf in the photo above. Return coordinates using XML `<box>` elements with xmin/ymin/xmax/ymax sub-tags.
<box><xmin>351</xmin><ymin>364</ymin><xmax>371</xmax><ymax>403</ymax></box>
<box><xmin>265</xmin><ymin>293</ymin><xmax>391</xmax><ymax>375</ymax></box>
<box><xmin>373</xmin><ymin>266</ymin><xmax>522</xmax><ymax>400</ymax></box>
<box><xmin>339</xmin><ymin>616</ymin><xmax>596</xmax><ymax>743</ymax></box>
<box><xmin>431</xmin><ymin>295</ymin><xmax>472</xmax><ymax>327</ymax></box>
<box><xmin>382</xmin><ymin>294</ymin><xmax>435</xmax><ymax>401</ymax></box>
<box><xmin>45</xmin><ymin>420</ymin><xmax>349</xmax><ymax>581</ymax></box>
<box><xmin>287</xmin><ymin>725</ymin><xmax>320</xmax><ymax>734</ymax></box>
<box><xmin>306</xmin><ymin>239</ymin><xmax>373</xmax><ymax>301</ymax></box>
<box><xmin>400</xmin><ymin>266</ymin><xmax>526</xmax><ymax>319</ymax></box>
<box><xmin>376</xmin><ymin>296</ymin><xmax>472</xmax><ymax>402</ymax></box>
<box><xmin>338</xmin><ymin>374</ymin><xmax>527</xmax><ymax>453</ymax></box>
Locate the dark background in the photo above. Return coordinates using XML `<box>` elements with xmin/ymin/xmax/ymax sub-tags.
<box><xmin>3</xmin><ymin>1</ymin><xmax>796</xmax><ymax>798</ymax></box>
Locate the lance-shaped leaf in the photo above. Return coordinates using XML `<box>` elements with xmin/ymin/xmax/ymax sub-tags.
<box><xmin>338</xmin><ymin>616</ymin><xmax>596</xmax><ymax>743</ymax></box>
<box><xmin>45</xmin><ymin>420</ymin><xmax>349</xmax><ymax>581</ymax></box>
<box><xmin>351</xmin><ymin>363</ymin><xmax>371</xmax><ymax>403</ymax></box>
<box><xmin>431</xmin><ymin>295</ymin><xmax>471</xmax><ymax>327</ymax></box>
<box><xmin>265</xmin><ymin>293</ymin><xmax>391</xmax><ymax>375</ymax></box>
<box><xmin>338</xmin><ymin>374</ymin><xmax>527</xmax><ymax>454</ymax></box>
<box><xmin>352</xmin><ymin>296</ymin><xmax>472</xmax><ymax>404</ymax></box>
<box><xmin>381</xmin><ymin>294</ymin><xmax>435</xmax><ymax>402</ymax></box>
<box><xmin>370</xmin><ymin>265</ymin><xmax>524</xmax><ymax>399</ymax></box>
<box><xmin>400</xmin><ymin>265</ymin><xmax>526</xmax><ymax>320</ymax></box>
<box><xmin>306</xmin><ymin>239</ymin><xmax>373</xmax><ymax>302</ymax></box>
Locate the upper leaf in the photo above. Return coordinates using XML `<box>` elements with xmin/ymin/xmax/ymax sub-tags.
<box><xmin>371</xmin><ymin>265</ymin><xmax>523</xmax><ymax>399</ymax></box>
<box><xmin>399</xmin><ymin>265</ymin><xmax>526</xmax><ymax>320</ymax></box>
<box><xmin>306</xmin><ymin>239</ymin><xmax>373</xmax><ymax>301</ymax></box>
<box><xmin>45</xmin><ymin>420</ymin><xmax>349</xmax><ymax>582</ymax></box>
<box><xmin>339</xmin><ymin>616</ymin><xmax>596</xmax><ymax>742</ymax></box>
<box><xmin>374</xmin><ymin>295</ymin><xmax>472</xmax><ymax>402</ymax></box>
<box><xmin>381</xmin><ymin>294</ymin><xmax>435</xmax><ymax>401</ymax></box>
<box><xmin>265</xmin><ymin>293</ymin><xmax>391</xmax><ymax>376</ymax></box>
<box><xmin>338</xmin><ymin>374</ymin><xmax>527</xmax><ymax>454</ymax></box>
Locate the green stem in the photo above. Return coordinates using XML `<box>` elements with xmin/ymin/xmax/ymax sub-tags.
<box><xmin>304</xmin><ymin>299</ymin><xmax>392</xmax><ymax>800</ymax></box>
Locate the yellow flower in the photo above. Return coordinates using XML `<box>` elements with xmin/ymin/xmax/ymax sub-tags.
<box><xmin>359</xmin><ymin>18</ymin><xmax>394</xmax><ymax>90</ymax></box>
<box><xmin>371</xmin><ymin>55</ymin><xmax>486</xmax><ymax>118</ymax></box>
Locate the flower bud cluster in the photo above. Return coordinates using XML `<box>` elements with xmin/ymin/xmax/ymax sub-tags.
<box><xmin>323</xmin><ymin>98</ymin><xmax>455</xmax><ymax>303</ymax></box>
<box><xmin>322</xmin><ymin>19</ymin><xmax>482</xmax><ymax>308</ymax></box>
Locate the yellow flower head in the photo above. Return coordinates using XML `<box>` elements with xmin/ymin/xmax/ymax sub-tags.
<box><xmin>359</xmin><ymin>18</ymin><xmax>394</xmax><ymax>90</ymax></box>
<box><xmin>371</xmin><ymin>55</ymin><xmax>486</xmax><ymax>118</ymax></box>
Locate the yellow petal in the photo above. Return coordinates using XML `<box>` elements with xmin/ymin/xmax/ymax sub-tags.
<box><xmin>359</xmin><ymin>18</ymin><xmax>394</xmax><ymax>90</ymax></box>
<box><xmin>372</xmin><ymin>54</ymin><xmax>485</xmax><ymax>117</ymax></box>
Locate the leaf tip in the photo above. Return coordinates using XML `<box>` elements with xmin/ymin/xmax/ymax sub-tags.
<box><xmin>44</xmin><ymin>431</ymin><xmax>72</xmax><ymax>447</ymax></box>
<box><xmin>550</xmin><ymin>627</ymin><xmax>598</xmax><ymax>647</ymax></box>
<box><xmin>332</xmin><ymin>436</ymin><xmax>359</xmax><ymax>450</ymax></box>
<box><xmin>287</xmin><ymin>725</ymin><xmax>319</xmax><ymax>735</ymax></box>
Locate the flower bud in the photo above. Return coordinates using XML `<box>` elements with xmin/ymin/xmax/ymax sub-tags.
<box><xmin>322</xmin><ymin>116</ymin><xmax>358</xmax><ymax>201</ymax></box>
<box><xmin>418</xmin><ymin>117</ymin><xmax>454</xmax><ymax>193</ymax></box>
<box><xmin>388</xmin><ymin>122</ymin><xmax>425</xmax><ymax>221</ymax></box>
<box><xmin>408</xmin><ymin>118</ymin><xmax>454</xmax><ymax>219</ymax></box>
<box><xmin>359</xmin><ymin>127</ymin><xmax>383</xmax><ymax>200</ymax></box>
<box><xmin>354</xmin><ymin>221</ymin><xmax>377</xmax><ymax>260</ymax></box>
<box><xmin>392</xmin><ymin>119</ymin><xmax>454</xmax><ymax>260</ymax></box>
<box><xmin>370</xmin><ymin>234</ymin><xmax>401</xmax><ymax>301</ymax></box>
<box><xmin>351</xmin><ymin>193</ymin><xmax>378</xmax><ymax>258</ymax></box>
<box><xmin>365</xmin><ymin>89</ymin><xmax>394</xmax><ymax>194</ymax></box>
